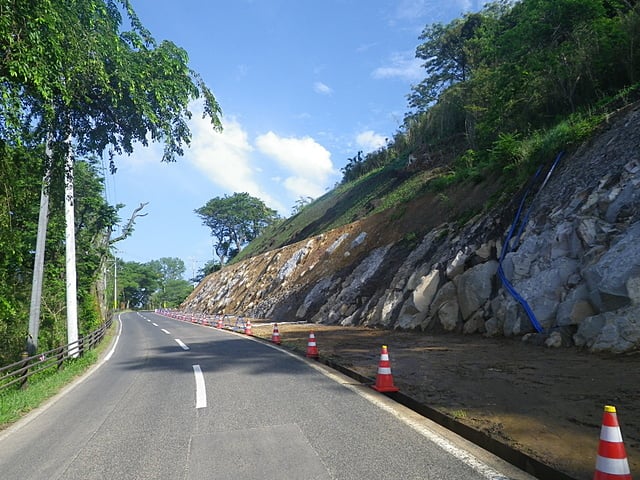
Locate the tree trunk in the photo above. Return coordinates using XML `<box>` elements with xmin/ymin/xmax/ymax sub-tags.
<box><xmin>64</xmin><ymin>135</ymin><xmax>79</xmax><ymax>357</ymax></box>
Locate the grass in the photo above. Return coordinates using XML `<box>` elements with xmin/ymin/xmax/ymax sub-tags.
<box><xmin>0</xmin><ymin>321</ymin><xmax>116</xmax><ymax>430</ymax></box>
<box><xmin>232</xmin><ymin>91</ymin><xmax>633</xmax><ymax>266</ymax></box>
<box><xmin>450</xmin><ymin>409</ymin><xmax>468</xmax><ymax>420</ymax></box>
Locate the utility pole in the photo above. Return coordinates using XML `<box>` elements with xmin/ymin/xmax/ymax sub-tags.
<box><xmin>27</xmin><ymin>137</ymin><xmax>53</xmax><ymax>355</ymax></box>
<box><xmin>113</xmin><ymin>256</ymin><xmax>118</xmax><ymax>310</ymax></box>
<box><xmin>188</xmin><ymin>256</ymin><xmax>200</xmax><ymax>284</ymax></box>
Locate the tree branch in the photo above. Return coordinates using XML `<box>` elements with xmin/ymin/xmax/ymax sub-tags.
<box><xmin>110</xmin><ymin>202</ymin><xmax>149</xmax><ymax>244</ymax></box>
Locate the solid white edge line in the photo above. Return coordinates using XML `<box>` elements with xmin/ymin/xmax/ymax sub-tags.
<box><xmin>103</xmin><ymin>319</ymin><xmax>122</xmax><ymax>362</ymax></box>
<box><xmin>0</xmin><ymin>314</ymin><xmax>123</xmax><ymax>443</ymax></box>
<box><xmin>224</xmin><ymin>330</ymin><xmax>519</xmax><ymax>480</ymax></box>
<box><xmin>280</xmin><ymin>345</ymin><xmax>511</xmax><ymax>480</ymax></box>
<box><xmin>175</xmin><ymin>339</ymin><xmax>190</xmax><ymax>350</ymax></box>
<box><xmin>192</xmin><ymin>364</ymin><xmax>207</xmax><ymax>409</ymax></box>
<box><xmin>151</xmin><ymin>319</ymin><xmax>524</xmax><ymax>479</ymax></box>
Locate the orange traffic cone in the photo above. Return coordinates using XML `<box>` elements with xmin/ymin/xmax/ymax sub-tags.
<box><xmin>594</xmin><ymin>405</ymin><xmax>632</xmax><ymax>480</ymax></box>
<box><xmin>244</xmin><ymin>319</ymin><xmax>253</xmax><ymax>336</ymax></box>
<box><xmin>216</xmin><ymin>315</ymin><xmax>223</xmax><ymax>329</ymax></box>
<box><xmin>271</xmin><ymin>323</ymin><xmax>281</xmax><ymax>344</ymax></box>
<box><xmin>306</xmin><ymin>332</ymin><xmax>319</xmax><ymax>359</ymax></box>
<box><xmin>372</xmin><ymin>345</ymin><xmax>399</xmax><ymax>393</ymax></box>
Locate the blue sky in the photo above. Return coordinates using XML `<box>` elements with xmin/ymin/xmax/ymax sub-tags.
<box><xmin>106</xmin><ymin>0</ymin><xmax>487</xmax><ymax>278</ymax></box>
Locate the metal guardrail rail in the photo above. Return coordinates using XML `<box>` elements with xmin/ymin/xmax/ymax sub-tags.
<box><xmin>0</xmin><ymin>317</ymin><xmax>113</xmax><ymax>392</ymax></box>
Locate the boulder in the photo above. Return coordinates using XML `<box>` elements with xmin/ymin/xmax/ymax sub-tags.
<box><xmin>446</xmin><ymin>249</ymin><xmax>468</xmax><ymax>279</ymax></box>
<box><xmin>431</xmin><ymin>281</ymin><xmax>460</xmax><ymax>331</ymax></box>
<box><xmin>413</xmin><ymin>269</ymin><xmax>441</xmax><ymax>313</ymax></box>
<box><xmin>463</xmin><ymin>309</ymin><xmax>486</xmax><ymax>334</ymax></box>
<box><xmin>556</xmin><ymin>284</ymin><xmax>594</xmax><ymax>326</ymax></box>
<box><xmin>582</xmin><ymin>307</ymin><xmax>640</xmax><ymax>353</ymax></box>
<box><xmin>583</xmin><ymin>221</ymin><xmax>640</xmax><ymax>311</ymax></box>
<box><xmin>454</xmin><ymin>260</ymin><xmax>498</xmax><ymax>320</ymax></box>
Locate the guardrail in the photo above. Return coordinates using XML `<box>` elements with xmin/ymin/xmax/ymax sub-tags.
<box><xmin>0</xmin><ymin>317</ymin><xmax>113</xmax><ymax>392</ymax></box>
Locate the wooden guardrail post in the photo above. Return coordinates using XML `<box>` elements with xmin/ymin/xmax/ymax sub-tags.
<box><xmin>57</xmin><ymin>347</ymin><xmax>65</xmax><ymax>371</ymax></box>
<box><xmin>19</xmin><ymin>351</ymin><xmax>29</xmax><ymax>390</ymax></box>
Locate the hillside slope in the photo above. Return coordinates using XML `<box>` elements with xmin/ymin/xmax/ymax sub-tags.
<box><xmin>184</xmin><ymin>102</ymin><xmax>640</xmax><ymax>354</ymax></box>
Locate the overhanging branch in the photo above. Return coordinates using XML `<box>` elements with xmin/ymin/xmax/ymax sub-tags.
<box><xmin>110</xmin><ymin>201</ymin><xmax>149</xmax><ymax>244</ymax></box>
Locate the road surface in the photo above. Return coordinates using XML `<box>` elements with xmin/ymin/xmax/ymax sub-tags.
<box><xmin>0</xmin><ymin>311</ymin><xmax>535</xmax><ymax>480</ymax></box>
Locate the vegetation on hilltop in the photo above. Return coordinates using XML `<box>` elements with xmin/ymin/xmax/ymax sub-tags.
<box><xmin>236</xmin><ymin>0</ymin><xmax>640</xmax><ymax>262</ymax></box>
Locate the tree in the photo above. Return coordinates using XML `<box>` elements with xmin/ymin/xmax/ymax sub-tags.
<box><xmin>0</xmin><ymin>0</ymin><xmax>222</xmax><ymax>354</ymax></box>
<box><xmin>117</xmin><ymin>261</ymin><xmax>159</xmax><ymax>309</ymax></box>
<box><xmin>195</xmin><ymin>193</ymin><xmax>280</xmax><ymax>265</ymax></box>
<box><xmin>192</xmin><ymin>259</ymin><xmax>222</xmax><ymax>284</ymax></box>
<box><xmin>0</xmin><ymin>144</ymin><xmax>122</xmax><ymax>361</ymax></box>
<box><xmin>148</xmin><ymin>257</ymin><xmax>187</xmax><ymax>283</ymax></box>
<box><xmin>291</xmin><ymin>196</ymin><xmax>315</xmax><ymax>215</ymax></box>
<box><xmin>111</xmin><ymin>257</ymin><xmax>192</xmax><ymax>309</ymax></box>
<box><xmin>408</xmin><ymin>13</ymin><xmax>484</xmax><ymax>113</ymax></box>
<box><xmin>0</xmin><ymin>143</ymin><xmax>43</xmax><ymax>363</ymax></box>
<box><xmin>147</xmin><ymin>257</ymin><xmax>191</xmax><ymax>307</ymax></box>
<box><xmin>156</xmin><ymin>279</ymin><xmax>193</xmax><ymax>309</ymax></box>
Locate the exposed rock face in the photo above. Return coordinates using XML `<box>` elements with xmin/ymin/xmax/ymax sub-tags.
<box><xmin>183</xmin><ymin>105</ymin><xmax>640</xmax><ymax>353</ymax></box>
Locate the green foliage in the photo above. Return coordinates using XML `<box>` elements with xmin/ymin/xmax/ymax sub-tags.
<box><xmin>158</xmin><ymin>279</ymin><xmax>194</xmax><ymax>308</ymax></box>
<box><xmin>291</xmin><ymin>196</ymin><xmax>315</xmax><ymax>216</ymax></box>
<box><xmin>490</xmin><ymin>132</ymin><xmax>524</xmax><ymax>169</ymax></box>
<box><xmin>195</xmin><ymin>192</ymin><xmax>281</xmax><ymax>265</ymax></box>
<box><xmin>338</xmin><ymin>0</ymin><xmax>640</xmax><ymax>190</ymax></box>
<box><xmin>192</xmin><ymin>259</ymin><xmax>222</xmax><ymax>284</ymax></box>
<box><xmin>111</xmin><ymin>257</ymin><xmax>193</xmax><ymax>309</ymax></box>
<box><xmin>0</xmin><ymin>0</ymin><xmax>222</xmax><ymax>363</ymax></box>
<box><xmin>148</xmin><ymin>257</ymin><xmax>192</xmax><ymax>308</ymax></box>
<box><xmin>0</xmin><ymin>350</ymin><xmax>99</xmax><ymax>426</ymax></box>
<box><xmin>117</xmin><ymin>261</ymin><xmax>160</xmax><ymax>309</ymax></box>
<box><xmin>221</xmin><ymin>1</ymin><xmax>640</xmax><ymax>273</ymax></box>
<box><xmin>0</xmin><ymin>0</ymin><xmax>222</xmax><ymax>161</ymax></box>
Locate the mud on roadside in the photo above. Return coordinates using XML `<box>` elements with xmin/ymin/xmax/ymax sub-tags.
<box><xmin>248</xmin><ymin>322</ymin><xmax>640</xmax><ymax>480</ymax></box>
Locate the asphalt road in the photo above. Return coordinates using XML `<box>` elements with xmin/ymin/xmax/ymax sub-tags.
<box><xmin>0</xmin><ymin>312</ymin><xmax>536</xmax><ymax>480</ymax></box>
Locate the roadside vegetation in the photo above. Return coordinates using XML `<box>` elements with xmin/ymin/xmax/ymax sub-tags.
<box><xmin>0</xmin><ymin>1</ymin><xmax>221</xmax><ymax>364</ymax></box>
<box><xmin>0</xmin><ymin>320</ymin><xmax>116</xmax><ymax>429</ymax></box>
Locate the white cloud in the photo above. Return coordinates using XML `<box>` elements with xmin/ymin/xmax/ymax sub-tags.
<box><xmin>313</xmin><ymin>81</ymin><xmax>333</xmax><ymax>95</ymax></box>
<box><xmin>373</xmin><ymin>52</ymin><xmax>423</xmax><ymax>82</ymax></box>
<box><xmin>118</xmin><ymin>135</ymin><xmax>163</xmax><ymax>170</ymax></box>
<box><xmin>283</xmin><ymin>176</ymin><xmax>326</xmax><ymax>199</ymax></box>
<box><xmin>255</xmin><ymin>131</ymin><xmax>335</xmax><ymax>199</ymax></box>
<box><xmin>395</xmin><ymin>0</ymin><xmax>434</xmax><ymax>20</ymax></box>
<box><xmin>356</xmin><ymin>130</ymin><xmax>387</xmax><ymax>153</ymax></box>
<box><xmin>187</xmin><ymin>113</ymin><xmax>284</xmax><ymax>210</ymax></box>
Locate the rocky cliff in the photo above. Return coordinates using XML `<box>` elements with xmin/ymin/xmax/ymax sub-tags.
<box><xmin>183</xmin><ymin>104</ymin><xmax>640</xmax><ymax>354</ymax></box>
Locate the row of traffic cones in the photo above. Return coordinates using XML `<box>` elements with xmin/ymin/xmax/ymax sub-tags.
<box><xmin>214</xmin><ymin>315</ymin><xmax>254</xmax><ymax>336</ymax></box>
<box><xmin>269</xmin><ymin>325</ymin><xmax>399</xmax><ymax>392</ymax></box>
<box><xmin>272</xmin><ymin>323</ymin><xmax>633</xmax><ymax>478</ymax></box>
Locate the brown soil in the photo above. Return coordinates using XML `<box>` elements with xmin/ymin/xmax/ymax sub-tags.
<box><xmin>249</xmin><ymin>322</ymin><xmax>640</xmax><ymax>480</ymax></box>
